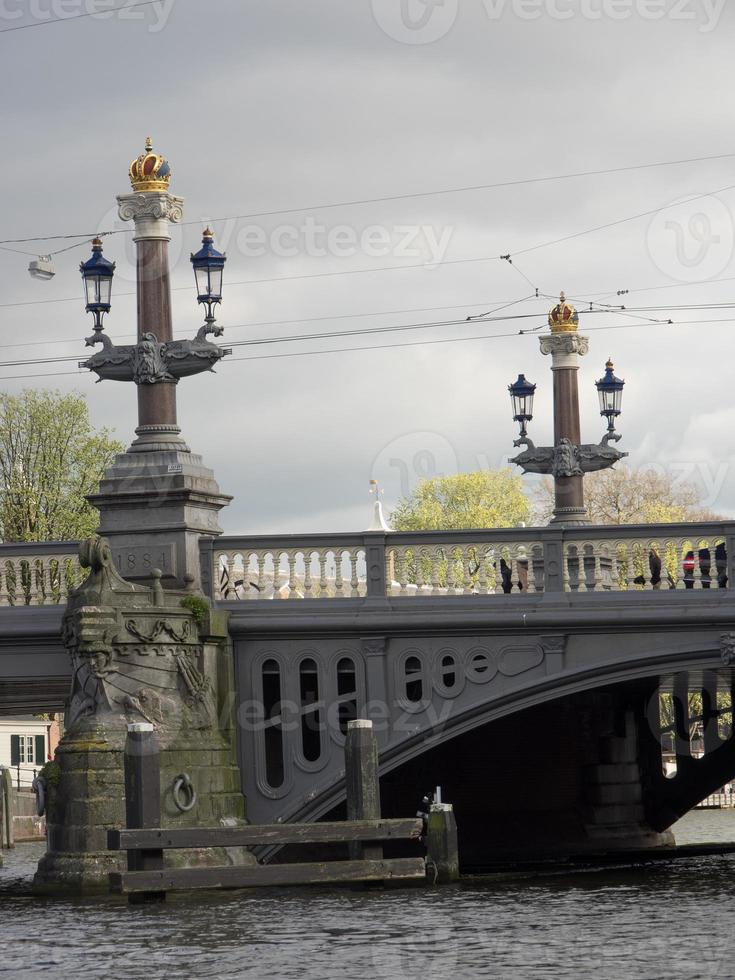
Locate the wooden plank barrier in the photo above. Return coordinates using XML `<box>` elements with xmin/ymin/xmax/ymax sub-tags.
<box><xmin>108</xmin><ymin>719</ymin><xmax>434</xmax><ymax>898</ymax></box>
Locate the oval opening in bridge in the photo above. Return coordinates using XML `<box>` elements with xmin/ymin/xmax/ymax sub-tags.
<box><xmin>299</xmin><ymin>658</ymin><xmax>322</xmax><ymax>762</ymax></box>
<box><xmin>337</xmin><ymin>657</ymin><xmax>358</xmax><ymax>735</ymax></box>
<box><xmin>404</xmin><ymin>656</ymin><xmax>423</xmax><ymax>703</ymax></box>
<box><xmin>441</xmin><ymin>654</ymin><xmax>456</xmax><ymax>690</ymax></box>
<box><xmin>262</xmin><ymin>658</ymin><xmax>285</xmax><ymax>788</ymax></box>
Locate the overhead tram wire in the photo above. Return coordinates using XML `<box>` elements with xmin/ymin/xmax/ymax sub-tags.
<box><xmin>2</xmin><ymin>151</ymin><xmax>735</xmax><ymax>247</ymax></box>
<box><xmin>0</xmin><ymin>0</ymin><xmax>170</xmax><ymax>33</ymax></box>
<box><xmin>5</xmin><ymin>177</ymin><xmax>735</xmax><ymax>316</ymax></box>
<box><xmin>3</xmin><ymin>294</ymin><xmax>735</xmax><ymax>360</ymax></box>
<box><xmin>1</xmin><ymin>314</ymin><xmax>734</xmax><ymax>382</ymax></box>
<box><xmin>2</xmin><ymin>311</ymin><xmax>734</xmax><ymax>379</ymax></box>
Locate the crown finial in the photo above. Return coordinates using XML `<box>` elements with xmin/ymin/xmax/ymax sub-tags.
<box><xmin>548</xmin><ymin>290</ymin><xmax>579</xmax><ymax>333</ymax></box>
<box><xmin>128</xmin><ymin>138</ymin><xmax>172</xmax><ymax>192</ymax></box>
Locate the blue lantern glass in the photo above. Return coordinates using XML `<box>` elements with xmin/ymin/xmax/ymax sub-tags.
<box><xmin>508</xmin><ymin>374</ymin><xmax>536</xmax><ymax>436</ymax></box>
<box><xmin>190</xmin><ymin>228</ymin><xmax>226</xmax><ymax>323</ymax></box>
<box><xmin>596</xmin><ymin>359</ymin><xmax>625</xmax><ymax>432</ymax></box>
<box><xmin>80</xmin><ymin>238</ymin><xmax>115</xmax><ymax>331</ymax></box>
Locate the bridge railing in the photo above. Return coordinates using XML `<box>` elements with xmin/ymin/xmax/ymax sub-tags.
<box><xmin>0</xmin><ymin>542</ymin><xmax>85</xmax><ymax>606</ymax></box>
<box><xmin>205</xmin><ymin>521</ymin><xmax>735</xmax><ymax>600</ymax></box>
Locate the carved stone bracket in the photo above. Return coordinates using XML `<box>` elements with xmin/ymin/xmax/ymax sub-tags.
<box><xmin>80</xmin><ymin>329</ymin><xmax>230</xmax><ymax>384</ymax></box>
<box><xmin>541</xmin><ymin>635</ymin><xmax>566</xmax><ymax>674</ymax></box>
<box><xmin>511</xmin><ymin>436</ymin><xmax>628</xmax><ymax>476</ymax></box>
<box><xmin>361</xmin><ymin>636</ymin><xmax>387</xmax><ymax>658</ymax></box>
<box><xmin>721</xmin><ymin>633</ymin><xmax>735</xmax><ymax>666</ymax></box>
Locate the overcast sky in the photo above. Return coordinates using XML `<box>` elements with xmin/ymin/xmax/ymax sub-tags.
<box><xmin>0</xmin><ymin>0</ymin><xmax>733</xmax><ymax>534</ymax></box>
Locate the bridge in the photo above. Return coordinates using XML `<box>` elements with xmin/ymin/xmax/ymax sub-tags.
<box><xmin>4</xmin><ymin>520</ymin><xmax>735</xmax><ymax>869</ymax></box>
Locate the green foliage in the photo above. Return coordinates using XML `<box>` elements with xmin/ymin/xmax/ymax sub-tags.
<box><xmin>391</xmin><ymin>470</ymin><xmax>531</xmax><ymax>532</ymax></box>
<box><xmin>535</xmin><ymin>466</ymin><xmax>722</xmax><ymax>526</ymax></box>
<box><xmin>180</xmin><ymin>594</ymin><xmax>210</xmax><ymax>627</ymax></box>
<box><xmin>389</xmin><ymin>470</ymin><xmax>531</xmax><ymax>588</ymax></box>
<box><xmin>0</xmin><ymin>390</ymin><xmax>124</xmax><ymax>542</ymax></box>
<box><xmin>39</xmin><ymin>760</ymin><xmax>61</xmax><ymax>787</ymax></box>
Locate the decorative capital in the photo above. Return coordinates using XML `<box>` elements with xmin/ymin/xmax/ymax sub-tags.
<box><xmin>540</xmin><ymin>332</ymin><xmax>590</xmax><ymax>361</ymax></box>
<box><xmin>361</xmin><ymin>636</ymin><xmax>387</xmax><ymax>657</ymax></box>
<box><xmin>116</xmin><ymin>191</ymin><xmax>184</xmax><ymax>239</ymax></box>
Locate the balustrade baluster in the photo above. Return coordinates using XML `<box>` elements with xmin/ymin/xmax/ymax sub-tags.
<box><xmin>562</xmin><ymin>549</ymin><xmax>571</xmax><ymax>593</ymax></box>
<box><xmin>397</xmin><ymin>550</ymin><xmax>409</xmax><ymax>596</ymax></box>
<box><xmin>37</xmin><ymin>558</ymin><xmax>51</xmax><ymax>605</ymax></box>
<box><xmin>430</xmin><ymin>549</ymin><xmax>441</xmax><ymax>596</ymax></box>
<box><xmin>477</xmin><ymin>550</ymin><xmax>489</xmax><ymax>595</ymax></box>
<box><xmin>350</xmin><ymin>552</ymin><xmax>359</xmax><ymax>597</ymax></box>
<box><xmin>255</xmin><ymin>553</ymin><xmax>266</xmax><ymax>598</ymax></box>
<box><xmin>526</xmin><ymin>551</ymin><xmax>538</xmax><ymax>594</ymax></box>
<box><xmin>592</xmin><ymin>546</ymin><xmax>604</xmax><ymax>592</ymax></box>
<box><xmin>462</xmin><ymin>548</ymin><xmax>473</xmax><ymax>595</ymax></box>
<box><xmin>415</xmin><ymin>550</ymin><xmax>426</xmax><ymax>594</ymax></box>
<box><xmin>59</xmin><ymin>559</ymin><xmax>70</xmax><ymax>604</ymax></box>
<box><xmin>272</xmin><ymin>552</ymin><xmax>283</xmax><ymax>600</ymax></box>
<box><xmin>571</xmin><ymin>548</ymin><xmax>586</xmax><ymax>593</ymax></box>
<box><xmin>509</xmin><ymin>555</ymin><xmax>520</xmax><ymax>594</ymax></box>
<box><xmin>625</xmin><ymin>545</ymin><xmax>638</xmax><ymax>591</ymax></box>
<box><xmin>693</xmin><ymin>544</ymin><xmax>704</xmax><ymax>590</ymax></box>
<box><xmin>333</xmin><ymin>551</ymin><xmax>344</xmax><ymax>597</ymax></box>
<box><xmin>445</xmin><ymin>548</ymin><xmax>456</xmax><ymax>594</ymax></box>
<box><xmin>303</xmin><ymin>552</ymin><xmax>314</xmax><ymax>599</ymax></box>
<box><xmin>287</xmin><ymin>552</ymin><xmax>298</xmax><ymax>598</ymax></box>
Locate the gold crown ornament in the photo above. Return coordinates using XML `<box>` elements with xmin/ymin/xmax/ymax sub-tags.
<box><xmin>548</xmin><ymin>292</ymin><xmax>579</xmax><ymax>333</ymax></box>
<box><xmin>128</xmin><ymin>137</ymin><xmax>172</xmax><ymax>192</ymax></box>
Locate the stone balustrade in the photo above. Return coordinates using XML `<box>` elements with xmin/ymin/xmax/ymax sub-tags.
<box><xmin>0</xmin><ymin>543</ymin><xmax>85</xmax><ymax>607</ymax></box>
<box><xmin>205</xmin><ymin>522</ymin><xmax>735</xmax><ymax>600</ymax></box>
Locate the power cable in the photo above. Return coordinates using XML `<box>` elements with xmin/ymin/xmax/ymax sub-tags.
<box><xmin>0</xmin><ymin>0</ymin><xmax>168</xmax><ymax>33</ymax></box>
<box><xmin>3</xmin><ymin>151</ymin><xmax>734</xmax><ymax>244</ymax></box>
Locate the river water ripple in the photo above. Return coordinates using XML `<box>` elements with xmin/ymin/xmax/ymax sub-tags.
<box><xmin>2</xmin><ymin>811</ymin><xmax>735</xmax><ymax>980</ymax></box>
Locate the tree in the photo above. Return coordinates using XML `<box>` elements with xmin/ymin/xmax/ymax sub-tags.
<box><xmin>535</xmin><ymin>466</ymin><xmax>722</xmax><ymax>526</ymax></box>
<box><xmin>0</xmin><ymin>390</ymin><xmax>124</xmax><ymax>542</ymax></box>
<box><xmin>389</xmin><ymin>471</ymin><xmax>531</xmax><ymax>589</ymax></box>
<box><xmin>390</xmin><ymin>470</ymin><xmax>531</xmax><ymax>532</ymax></box>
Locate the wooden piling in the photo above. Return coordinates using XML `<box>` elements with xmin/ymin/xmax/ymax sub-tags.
<box><xmin>345</xmin><ymin>719</ymin><xmax>382</xmax><ymax>861</ymax></box>
<box><xmin>124</xmin><ymin>722</ymin><xmax>165</xmax><ymax>903</ymax></box>
<box><xmin>1</xmin><ymin>767</ymin><xmax>14</xmax><ymax>849</ymax></box>
<box><xmin>426</xmin><ymin>804</ymin><xmax>459</xmax><ymax>883</ymax></box>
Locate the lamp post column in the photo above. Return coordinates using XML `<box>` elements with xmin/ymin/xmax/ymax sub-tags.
<box><xmin>116</xmin><ymin>189</ymin><xmax>186</xmax><ymax>452</ymax></box>
<box><xmin>540</xmin><ymin>294</ymin><xmax>590</xmax><ymax>525</ymax></box>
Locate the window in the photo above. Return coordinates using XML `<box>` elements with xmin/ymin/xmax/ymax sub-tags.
<box><xmin>10</xmin><ymin>734</ymin><xmax>44</xmax><ymax>766</ymax></box>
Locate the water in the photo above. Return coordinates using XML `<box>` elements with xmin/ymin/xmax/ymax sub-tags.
<box><xmin>2</xmin><ymin>812</ymin><xmax>735</xmax><ymax>980</ymax></box>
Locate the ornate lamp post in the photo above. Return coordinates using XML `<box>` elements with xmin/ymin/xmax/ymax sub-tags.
<box><xmin>509</xmin><ymin>293</ymin><xmax>628</xmax><ymax>525</ymax></box>
<box><xmin>191</xmin><ymin>229</ymin><xmax>226</xmax><ymax>332</ymax></box>
<box><xmin>80</xmin><ymin>238</ymin><xmax>115</xmax><ymax>332</ymax></box>
<box><xmin>80</xmin><ymin>138</ymin><xmax>232</xmax><ymax>586</ymax></box>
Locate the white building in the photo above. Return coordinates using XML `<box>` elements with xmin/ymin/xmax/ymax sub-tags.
<box><xmin>0</xmin><ymin>716</ymin><xmax>49</xmax><ymax>788</ymax></box>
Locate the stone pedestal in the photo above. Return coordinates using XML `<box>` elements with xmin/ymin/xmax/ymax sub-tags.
<box><xmin>88</xmin><ymin>448</ymin><xmax>231</xmax><ymax>590</ymax></box>
<box><xmin>33</xmin><ymin>536</ymin><xmax>251</xmax><ymax>895</ymax></box>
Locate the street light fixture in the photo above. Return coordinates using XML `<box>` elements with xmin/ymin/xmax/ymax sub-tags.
<box><xmin>508</xmin><ymin>374</ymin><xmax>536</xmax><ymax>438</ymax></box>
<box><xmin>190</xmin><ymin>228</ymin><xmax>226</xmax><ymax>327</ymax></box>
<box><xmin>596</xmin><ymin>358</ymin><xmax>625</xmax><ymax>437</ymax></box>
<box><xmin>80</xmin><ymin>238</ymin><xmax>115</xmax><ymax>331</ymax></box>
<box><xmin>508</xmin><ymin>293</ymin><xmax>628</xmax><ymax>525</ymax></box>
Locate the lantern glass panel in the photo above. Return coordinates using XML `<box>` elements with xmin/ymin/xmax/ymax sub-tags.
<box><xmin>98</xmin><ymin>276</ymin><xmax>112</xmax><ymax>307</ymax></box>
<box><xmin>195</xmin><ymin>265</ymin><xmax>211</xmax><ymax>298</ymax></box>
<box><xmin>208</xmin><ymin>266</ymin><xmax>223</xmax><ymax>299</ymax></box>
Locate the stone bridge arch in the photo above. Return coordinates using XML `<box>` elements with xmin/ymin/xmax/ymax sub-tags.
<box><xmin>232</xmin><ymin>618</ymin><xmax>735</xmax><ymax>863</ymax></box>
